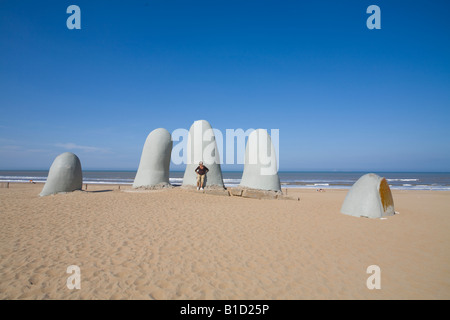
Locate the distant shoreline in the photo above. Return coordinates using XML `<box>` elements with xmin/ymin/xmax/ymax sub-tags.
<box><xmin>1</xmin><ymin>170</ymin><xmax>450</xmax><ymax>173</ymax></box>
<box><xmin>2</xmin><ymin>171</ymin><xmax>450</xmax><ymax>191</ymax></box>
<box><xmin>3</xmin><ymin>181</ymin><xmax>450</xmax><ymax>192</ymax></box>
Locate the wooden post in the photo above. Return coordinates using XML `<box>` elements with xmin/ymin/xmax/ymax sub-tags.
<box><xmin>85</xmin><ymin>184</ymin><xmax>88</xmax><ymax>191</ymax></box>
<box><xmin>7</xmin><ymin>182</ymin><xmax>9</xmax><ymax>189</ymax></box>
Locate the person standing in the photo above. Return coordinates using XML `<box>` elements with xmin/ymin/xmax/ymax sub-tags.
<box><xmin>195</xmin><ymin>161</ymin><xmax>209</xmax><ymax>190</ymax></box>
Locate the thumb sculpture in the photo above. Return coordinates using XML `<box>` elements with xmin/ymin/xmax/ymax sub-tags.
<box><xmin>341</xmin><ymin>173</ymin><xmax>395</xmax><ymax>218</ymax></box>
<box><xmin>239</xmin><ymin>129</ymin><xmax>281</xmax><ymax>192</ymax></box>
<box><xmin>133</xmin><ymin>128</ymin><xmax>173</xmax><ymax>189</ymax></box>
<box><xmin>40</xmin><ymin>152</ymin><xmax>83</xmax><ymax>196</ymax></box>
<box><xmin>182</xmin><ymin>120</ymin><xmax>224</xmax><ymax>188</ymax></box>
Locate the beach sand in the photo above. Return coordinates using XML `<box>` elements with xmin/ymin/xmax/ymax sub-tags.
<box><xmin>0</xmin><ymin>183</ymin><xmax>449</xmax><ymax>299</ymax></box>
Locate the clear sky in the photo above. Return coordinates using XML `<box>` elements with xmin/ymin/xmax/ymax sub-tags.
<box><xmin>0</xmin><ymin>0</ymin><xmax>449</xmax><ymax>171</ymax></box>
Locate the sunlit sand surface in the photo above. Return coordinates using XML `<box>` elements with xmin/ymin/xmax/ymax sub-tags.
<box><xmin>1</xmin><ymin>183</ymin><xmax>449</xmax><ymax>299</ymax></box>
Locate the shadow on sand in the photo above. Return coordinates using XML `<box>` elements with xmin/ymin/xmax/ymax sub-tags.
<box><xmin>85</xmin><ymin>189</ymin><xmax>114</xmax><ymax>193</ymax></box>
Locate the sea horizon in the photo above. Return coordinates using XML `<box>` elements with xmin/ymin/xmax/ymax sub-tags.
<box><xmin>2</xmin><ymin>169</ymin><xmax>450</xmax><ymax>173</ymax></box>
<box><xmin>2</xmin><ymin>170</ymin><xmax>450</xmax><ymax>191</ymax></box>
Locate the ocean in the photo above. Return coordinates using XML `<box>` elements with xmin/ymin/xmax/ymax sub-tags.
<box><xmin>1</xmin><ymin>171</ymin><xmax>450</xmax><ymax>191</ymax></box>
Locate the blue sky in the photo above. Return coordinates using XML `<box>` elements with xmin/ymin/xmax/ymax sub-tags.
<box><xmin>0</xmin><ymin>0</ymin><xmax>449</xmax><ymax>171</ymax></box>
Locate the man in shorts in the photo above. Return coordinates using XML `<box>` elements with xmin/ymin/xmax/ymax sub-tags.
<box><xmin>195</xmin><ymin>161</ymin><xmax>209</xmax><ymax>190</ymax></box>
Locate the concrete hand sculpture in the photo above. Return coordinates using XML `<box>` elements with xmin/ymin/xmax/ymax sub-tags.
<box><xmin>239</xmin><ymin>129</ymin><xmax>281</xmax><ymax>192</ymax></box>
<box><xmin>133</xmin><ymin>128</ymin><xmax>173</xmax><ymax>189</ymax></box>
<box><xmin>182</xmin><ymin>120</ymin><xmax>224</xmax><ymax>188</ymax></box>
<box><xmin>341</xmin><ymin>173</ymin><xmax>395</xmax><ymax>218</ymax></box>
<box><xmin>40</xmin><ymin>152</ymin><xmax>83</xmax><ymax>196</ymax></box>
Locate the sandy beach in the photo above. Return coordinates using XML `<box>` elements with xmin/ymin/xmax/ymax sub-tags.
<box><xmin>0</xmin><ymin>183</ymin><xmax>449</xmax><ymax>300</ymax></box>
